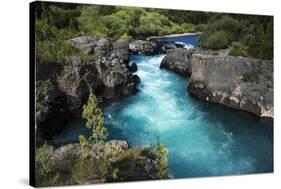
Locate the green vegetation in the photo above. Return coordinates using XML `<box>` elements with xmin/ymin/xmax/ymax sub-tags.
<box><xmin>229</xmin><ymin>42</ymin><xmax>249</xmax><ymax>57</ymax></box>
<box><xmin>154</xmin><ymin>136</ymin><xmax>169</xmax><ymax>178</ymax></box>
<box><xmin>199</xmin><ymin>15</ymin><xmax>273</xmax><ymax>59</ymax></box>
<box><xmin>35</xmin><ymin>2</ymin><xmax>273</xmax><ymax>61</ymax></box>
<box><xmin>82</xmin><ymin>93</ymin><xmax>108</xmax><ymax>144</ymax></box>
<box><xmin>35</xmin><ymin>3</ymin><xmax>83</xmax><ymax>63</ymax></box>
<box><xmin>35</xmin><ymin>144</ymin><xmax>57</xmax><ymax>186</ymax></box>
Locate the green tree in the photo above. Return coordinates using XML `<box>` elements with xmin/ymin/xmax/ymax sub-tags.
<box><xmin>82</xmin><ymin>93</ymin><xmax>108</xmax><ymax>144</ymax></box>
<box><xmin>154</xmin><ymin>136</ymin><xmax>169</xmax><ymax>178</ymax></box>
<box><xmin>78</xmin><ymin>5</ymin><xmax>108</xmax><ymax>36</ymax></box>
<box><xmin>136</xmin><ymin>12</ymin><xmax>172</xmax><ymax>37</ymax></box>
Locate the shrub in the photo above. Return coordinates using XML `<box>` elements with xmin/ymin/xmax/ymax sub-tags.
<box><xmin>180</xmin><ymin>23</ymin><xmax>196</xmax><ymax>33</ymax></box>
<box><xmin>229</xmin><ymin>42</ymin><xmax>249</xmax><ymax>57</ymax></box>
<box><xmin>199</xmin><ymin>16</ymin><xmax>241</xmax><ymax>50</ymax></box>
<box><xmin>35</xmin><ymin>144</ymin><xmax>60</xmax><ymax>187</ymax></box>
<box><xmin>200</xmin><ymin>31</ymin><xmax>231</xmax><ymax>50</ymax></box>
<box><xmin>195</xmin><ymin>24</ymin><xmax>207</xmax><ymax>32</ymax></box>
<box><xmin>71</xmin><ymin>156</ymin><xmax>112</xmax><ymax>184</ymax></box>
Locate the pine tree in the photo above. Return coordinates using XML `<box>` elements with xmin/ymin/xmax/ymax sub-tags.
<box><xmin>82</xmin><ymin>93</ymin><xmax>108</xmax><ymax>144</ymax></box>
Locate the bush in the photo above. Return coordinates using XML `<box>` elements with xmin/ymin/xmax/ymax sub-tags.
<box><xmin>199</xmin><ymin>16</ymin><xmax>241</xmax><ymax>50</ymax></box>
<box><xmin>71</xmin><ymin>156</ymin><xmax>112</xmax><ymax>184</ymax></box>
<box><xmin>35</xmin><ymin>144</ymin><xmax>60</xmax><ymax>187</ymax></box>
<box><xmin>103</xmin><ymin>10</ymin><xmax>132</xmax><ymax>38</ymax></box>
<box><xmin>195</xmin><ymin>24</ymin><xmax>207</xmax><ymax>32</ymax></box>
<box><xmin>229</xmin><ymin>42</ymin><xmax>249</xmax><ymax>57</ymax></box>
<box><xmin>136</xmin><ymin>12</ymin><xmax>172</xmax><ymax>37</ymax></box>
<box><xmin>200</xmin><ymin>31</ymin><xmax>231</xmax><ymax>50</ymax></box>
<box><xmin>180</xmin><ymin>23</ymin><xmax>196</xmax><ymax>33</ymax></box>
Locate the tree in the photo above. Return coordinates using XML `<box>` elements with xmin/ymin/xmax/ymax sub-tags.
<box><xmin>154</xmin><ymin>136</ymin><xmax>169</xmax><ymax>178</ymax></box>
<box><xmin>82</xmin><ymin>93</ymin><xmax>108</xmax><ymax>144</ymax></box>
<box><xmin>78</xmin><ymin>5</ymin><xmax>108</xmax><ymax>36</ymax></box>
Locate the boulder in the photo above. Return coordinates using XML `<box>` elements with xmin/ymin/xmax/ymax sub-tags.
<box><xmin>160</xmin><ymin>48</ymin><xmax>193</xmax><ymax>76</ymax></box>
<box><xmin>188</xmin><ymin>54</ymin><xmax>273</xmax><ymax>118</ymax></box>
<box><xmin>129</xmin><ymin>62</ymin><xmax>138</xmax><ymax>72</ymax></box>
<box><xmin>129</xmin><ymin>40</ymin><xmax>159</xmax><ymax>55</ymax></box>
<box><xmin>161</xmin><ymin>44</ymin><xmax>177</xmax><ymax>53</ymax></box>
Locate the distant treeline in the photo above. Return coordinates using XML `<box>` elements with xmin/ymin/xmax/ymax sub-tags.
<box><xmin>35</xmin><ymin>2</ymin><xmax>273</xmax><ymax>62</ymax></box>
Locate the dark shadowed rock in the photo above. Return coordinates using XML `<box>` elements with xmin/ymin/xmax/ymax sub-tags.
<box><xmin>36</xmin><ymin>86</ymin><xmax>71</xmax><ymax>142</ymax></box>
<box><xmin>160</xmin><ymin>48</ymin><xmax>193</xmax><ymax>76</ymax></box>
<box><xmin>129</xmin><ymin>62</ymin><xmax>138</xmax><ymax>72</ymax></box>
<box><xmin>161</xmin><ymin>44</ymin><xmax>177</xmax><ymax>53</ymax></box>
<box><xmin>188</xmin><ymin>54</ymin><xmax>273</xmax><ymax>118</ymax></box>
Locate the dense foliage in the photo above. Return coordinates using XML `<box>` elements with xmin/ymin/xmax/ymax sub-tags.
<box><xmin>199</xmin><ymin>15</ymin><xmax>273</xmax><ymax>59</ymax></box>
<box><xmin>35</xmin><ymin>2</ymin><xmax>273</xmax><ymax>61</ymax></box>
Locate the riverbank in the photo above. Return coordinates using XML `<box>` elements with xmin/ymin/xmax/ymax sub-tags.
<box><xmin>147</xmin><ymin>32</ymin><xmax>201</xmax><ymax>41</ymax></box>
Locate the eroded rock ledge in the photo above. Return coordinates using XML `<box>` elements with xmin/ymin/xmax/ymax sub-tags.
<box><xmin>188</xmin><ymin>54</ymin><xmax>273</xmax><ymax>118</ymax></box>
<box><xmin>160</xmin><ymin>48</ymin><xmax>193</xmax><ymax>76</ymax></box>
<box><xmin>159</xmin><ymin>47</ymin><xmax>273</xmax><ymax>118</ymax></box>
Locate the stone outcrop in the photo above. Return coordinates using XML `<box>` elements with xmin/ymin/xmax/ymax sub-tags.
<box><xmin>129</xmin><ymin>40</ymin><xmax>159</xmax><ymax>55</ymax></box>
<box><xmin>160</xmin><ymin>48</ymin><xmax>193</xmax><ymax>76</ymax></box>
<box><xmin>36</xmin><ymin>80</ymin><xmax>71</xmax><ymax>143</ymax></box>
<box><xmin>50</xmin><ymin>140</ymin><xmax>164</xmax><ymax>182</ymax></box>
<box><xmin>188</xmin><ymin>54</ymin><xmax>273</xmax><ymax>118</ymax></box>
<box><xmin>36</xmin><ymin>36</ymin><xmax>140</xmax><ymax>140</ymax></box>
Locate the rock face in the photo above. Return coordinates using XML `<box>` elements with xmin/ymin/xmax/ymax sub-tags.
<box><xmin>36</xmin><ymin>81</ymin><xmax>71</xmax><ymax>143</ymax></box>
<box><xmin>36</xmin><ymin>36</ymin><xmax>140</xmax><ymax>140</ymax></box>
<box><xmin>129</xmin><ymin>40</ymin><xmax>159</xmax><ymax>55</ymax></box>
<box><xmin>62</xmin><ymin>37</ymin><xmax>138</xmax><ymax>108</ymax></box>
<box><xmin>160</xmin><ymin>48</ymin><xmax>193</xmax><ymax>76</ymax></box>
<box><xmin>188</xmin><ymin>54</ymin><xmax>273</xmax><ymax>118</ymax></box>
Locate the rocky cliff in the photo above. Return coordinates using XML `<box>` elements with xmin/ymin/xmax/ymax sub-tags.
<box><xmin>159</xmin><ymin>47</ymin><xmax>273</xmax><ymax>118</ymax></box>
<box><xmin>160</xmin><ymin>48</ymin><xmax>193</xmax><ymax>76</ymax></box>
<box><xmin>36</xmin><ymin>36</ymin><xmax>140</xmax><ymax>140</ymax></box>
<box><xmin>188</xmin><ymin>54</ymin><xmax>273</xmax><ymax>118</ymax></box>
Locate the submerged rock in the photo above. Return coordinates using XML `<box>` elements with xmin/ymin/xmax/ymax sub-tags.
<box><xmin>188</xmin><ymin>54</ymin><xmax>273</xmax><ymax>118</ymax></box>
<box><xmin>160</xmin><ymin>48</ymin><xmax>193</xmax><ymax>76</ymax></box>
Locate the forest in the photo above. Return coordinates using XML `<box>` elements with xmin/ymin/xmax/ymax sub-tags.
<box><xmin>35</xmin><ymin>1</ymin><xmax>273</xmax><ymax>63</ymax></box>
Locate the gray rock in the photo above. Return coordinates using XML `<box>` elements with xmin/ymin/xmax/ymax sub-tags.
<box><xmin>188</xmin><ymin>54</ymin><xmax>273</xmax><ymax>118</ymax></box>
<box><xmin>129</xmin><ymin>62</ymin><xmax>138</xmax><ymax>72</ymax></box>
<box><xmin>160</xmin><ymin>48</ymin><xmax>193</xmax><ymax>76</ymax></box>
<box><xmin>129</xmin><ymin>40</ymin><xmax>159</xmax><ymax>55</ymax></box>
<box><xmin>161</xmin><ymin>44</ymin><xmax>177</xmax><ymax>53</ymax></box>
<box><xmin>36</xmin><ymin>37</ymin><xmax>141</xmax><ymax>141</ymax></box>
